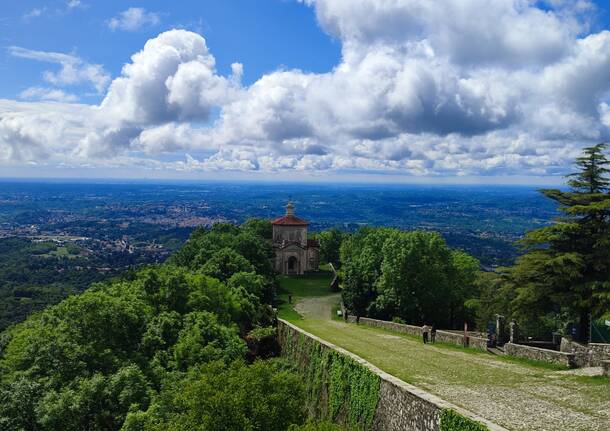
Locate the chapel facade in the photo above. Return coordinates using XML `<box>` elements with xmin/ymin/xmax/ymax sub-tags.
<box><xmin>272</xmin><ymin>202</ymin><xmax>319</xmax><ymax>275</ymax></box>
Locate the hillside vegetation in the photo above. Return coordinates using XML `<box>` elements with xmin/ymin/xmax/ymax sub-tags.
<box><xmin>0</xmin><ymin>223</ymin><xmax>337</xmax><ymax>431</ymax></box>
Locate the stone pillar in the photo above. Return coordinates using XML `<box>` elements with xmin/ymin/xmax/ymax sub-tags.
<box><xmin>496</xmin><ymin>314</ymin><xmax>506</xmax><ymax>345</ymax></box>
<box><xmin>509</xmin><ymin>321</ymin><xmax>519</xmax><ymax>344</ymax></box>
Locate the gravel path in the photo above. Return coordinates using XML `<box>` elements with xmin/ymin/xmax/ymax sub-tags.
<box><xmin>294</xmin><ymin>293</ymin><xmax>340</xmax><ymax>319</ymax></box>
<box><xmin>291</xmin><ymin>295</ymin><xmax>610</xmax><ymax>431</ymax></box>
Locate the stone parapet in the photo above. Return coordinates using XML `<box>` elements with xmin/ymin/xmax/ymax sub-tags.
<box><xmin>505</xmin><ymin>342</ymin><xmax>576</xmax><ymax>368</ymax></box>
<box><xmin>469</xmin><ymin>336</ymin><xmax>490</xmax><ymax>350</ymax></box>
<box><xmin>346</xmin><ymin>316</ymin><xmax>489</xmax><ymax>351</ymax></box>
<box><xmin>347</xmin><ymin>316</ymin><xmax>423</xmax><ymax>338</ymax></box>
<box><xmin>278</xmin><ymin>319</ymin><xmax>506</xmax><ymax>431</ymax></box>
<box><xmin>560</xmin><ymin>338</ymin><xmax>610</xmax><ymax>367</ymax></box>
<box><xmin>435</xmin><ymin>330</ymin><xmax>467</xmax><ymax>346</ymax></box>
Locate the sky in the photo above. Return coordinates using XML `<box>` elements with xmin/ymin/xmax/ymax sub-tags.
<box><xmin>1</xmin><ymin>0</ymin><xmax>610</xmax><ymax>183</ymax></box>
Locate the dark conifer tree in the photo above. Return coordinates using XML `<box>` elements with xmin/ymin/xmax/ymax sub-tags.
<box><xmin>513</xmin><ymin>143</ymin><xmax>610</xmax><ymax>341</ymax></box>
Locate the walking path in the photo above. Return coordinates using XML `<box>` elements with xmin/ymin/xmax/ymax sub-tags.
<box><xmin>280</xmin><ymin>277</ymin><xmax>610</xmax><ymax>431</ymax></box>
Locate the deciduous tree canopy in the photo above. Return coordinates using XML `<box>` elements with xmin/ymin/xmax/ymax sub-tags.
<box><xmin>0</xmin><ymin>223</ymin><xmax>309</xmax><ymax>431</ymax></box>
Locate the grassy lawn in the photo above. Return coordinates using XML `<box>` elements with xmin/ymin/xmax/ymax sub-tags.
<box><xmin>279</xmin><ymin>275</ymin><xmax>610</xmax><ymax>431</ymax></box>
<box><xmin>277</xmin><ymin>271</ymin><xmax>335</xmax><ymax>321</ymax></box>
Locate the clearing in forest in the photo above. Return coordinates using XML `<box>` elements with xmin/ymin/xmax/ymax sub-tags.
<box><xmin>278</xmin><ymin>274</ymin><xmax>610</xmax><ymax>431</ymax></box>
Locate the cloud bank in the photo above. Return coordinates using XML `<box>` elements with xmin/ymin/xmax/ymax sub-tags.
<box><xmin>3</xmin><ymin>0</ymin><xmax>610</xmax><ymax>178</ymax></box>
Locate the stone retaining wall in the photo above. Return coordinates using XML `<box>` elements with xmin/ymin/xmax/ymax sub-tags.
<box><xmin>505</xmin><ymin>342</ymin><xmax>576</xmax><ymax>368</ymax></box>
<box><xmin>469</xmin><ymin>336</ymin><xmax>490</xmax><ymax>350</ymax></box>
<box><xmin>435</xmin><ymin>330</ymin><xmax>467</xmax><ymax>346</ymax></box>
<box><xmin>560</xmin><ymin>338</ymin><xmax>610</xmax><ymax>367</ymax></box>
<box><xmin>278</xmin><ymin>319</ymin><xmax>506</xmax><ymax>431</ymax></box>
<box><xmin>346</xmin><ymin>316</ymin><xmax>488</xmax><ymax>351</ymax></box>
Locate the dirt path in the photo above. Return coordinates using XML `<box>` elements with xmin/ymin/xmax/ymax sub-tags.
<box><xmin>291</xmin><ymin>295</ymin><xmax>610</xmax><ymax>431</ymax></box>
<box><xmin>294</xmin><ymin>293</ymin><xmax>340</xmax><ymax>319</ymax></box>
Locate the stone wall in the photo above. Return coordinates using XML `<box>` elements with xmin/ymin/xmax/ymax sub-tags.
<box><xmin>347</xmin><ymin>316</ymin><xmax>423</xmax><ymax>338</ymax></box>
<box><xmin>346</xmin><ymin>316</ymin><xmax>489</xmax><ymax>351</ymax></box>
<box><xmin>505</xmin><ymin>342</ymin><xmax>576</xmax><ymax>368</ymax></box>
<box><xmin>591</xmin><ymin>344</ymin><xmax>610</xmax><ymax>367</ymax></box>
<box><xmin>602</xmin><ymin>360</ymin><xmax>610</xmax><ymax>378</ymax></box>
<box><xmin>278</xmin><ymin>319</ymin><xmax>507</xmax><ymax>431</ymax></box>
<box><xmin>560</xmin><ymin>338</ymin><xmax>610</xmax><ymax>367</ymax></box>
<box><xmin>434</xmin><ymin>330</ymin><xmax>466</xmax><ymax>346</ymax></box>
<box><xmin>469</xmin><ymin>336</ymin><xmax>490</xmax><ymax>351</ymax></box>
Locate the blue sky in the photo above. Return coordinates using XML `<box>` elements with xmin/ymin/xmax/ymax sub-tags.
<box><xmin>1</xmin><ymin>1</ymin><xmax>610</xmax><ymax>183</ymax></box>
<box><xmin>1</xmin><ymin>1</ymin><xmax>340</xmax><ymax>103</ymax></box>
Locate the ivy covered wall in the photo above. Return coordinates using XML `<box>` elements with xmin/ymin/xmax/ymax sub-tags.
<box><xmin>280</xmin><ymin>322</ymin><xmax>380</xmax><ymax>429</ymax></box>
<box><xmin>278</xmin><ymin>320</ymin><xmax>496</xmax><ymax>431</ymax></box>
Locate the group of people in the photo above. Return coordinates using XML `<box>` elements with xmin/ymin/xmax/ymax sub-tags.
<box><xmin>422</xmin><ymin>325</ymin><xmax>436</xmax><ymax>344</ymax></box>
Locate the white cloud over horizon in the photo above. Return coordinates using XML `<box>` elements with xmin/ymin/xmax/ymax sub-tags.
<box><xmin>3</xmin><ymin>0</ymin><xmax>610</xmax><ymax>179</ymax></box>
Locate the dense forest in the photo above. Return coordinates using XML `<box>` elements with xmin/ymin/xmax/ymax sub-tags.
<box><xmin>0</xmin><ymin>238</ymin><xmax>109</xmax><ymax>332</ymax></box>
<box><xmin>0</xmin><ymin>235</ymin><xmax>184</xmax><ymax>333</ymax></box>
<box><xmin>0</xmin><ymin>222</ymin><xmax>338</xmax><ymax>431</ymax></box>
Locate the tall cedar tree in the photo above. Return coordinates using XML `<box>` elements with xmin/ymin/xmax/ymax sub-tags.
<box><xmin>514</xmin><ymin>143</ymin><xmax>610</xmax><ymax>341</ymax></box>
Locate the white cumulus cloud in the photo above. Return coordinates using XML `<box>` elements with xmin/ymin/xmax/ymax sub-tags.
<box><xmin>3</xmin><ymin>1</ymin><xmax>610</xmax><ymax>179</ymax></box>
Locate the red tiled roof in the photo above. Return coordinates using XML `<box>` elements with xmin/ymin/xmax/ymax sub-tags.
<box><xmin>271</xmin><ymin>214</ymin><xmax>309</xmax><ymax>225</ymax></box>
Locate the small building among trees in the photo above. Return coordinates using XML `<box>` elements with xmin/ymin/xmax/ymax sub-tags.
<box><xmin>272</xmin><ymin>202</ymin><xmax>319</xmax><ymax>275</ymax></box>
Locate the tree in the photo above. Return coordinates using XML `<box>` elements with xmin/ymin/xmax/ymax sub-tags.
<box><xmin>123</xmin><ymin>360</ymin><xmax>305</xmax><ymax>431</ymax></box>
<box><xmin>201</xmin><ymin>248</ymin><xmax>255</xmax><ymax>282</ymax></box>
<box><xmin>373</xmin><ymin>231</ymin><xmax>458</xmax><ymax>327</ymax></box>
<box><xmin>318</xmin><ymin>229</ymin><xmax>343</xmax><ymax>268</ymax></box>
<box><xmin>228</xmin><ymin>271</ymin><xmax>275</xmax><ymax>305</ymax></box>
<box><xmin>340</xmin><ymin>228</ymin><xmax>394</xmax><ymax>318</ymax></box>
<box><xmin>172</xmin><ymin>312</ymin><xmax>247</xmax><ymax>370</ymax></box>
<box><xmin>466</xmin><ymin>271</ymin><xmax>514</xmax><ymax>331</ymax></box>
<box><xmin>513</xmin><ymin>143</ymin><xmax>610</xmax><ymax>341</ymax></box>
<box><xmin>241</xmin><ymin>219</ymin><xmax>273</xmax><ymax>240</ymax></box>
<box><xmin>0</xmin><ymin>223</ymin><xmax>310</xmax><ymax>431</ymax></box>
<box><xmin>36</xmin><ymin>365</ymin><xmax>150</xmax><ymax>431</ymax></box>
<box><xmin>340</xmin><ymin>227</ymin><xmax>479</xmax><ymax>327</ymax></box>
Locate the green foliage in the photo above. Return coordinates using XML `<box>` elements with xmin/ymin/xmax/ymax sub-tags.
<box><xmin>318</xmin><ymin>229</ymin><xmax>344</xmax><ymax>268</ymax></box>
<box><xmin>288</xmin><ymin>422</ymin><xmax>345</xmax><ymax>431</ymax></box>
<box><xmin>283</xmin><ymin>326</ymin><xmax>380</xmax><ymax>430</ymax></box>
<box><xmin>0</xmin><ymin>221</ymin><xmax>312</xmax><ymax>431</ymax></box>
<box><xmin>466</xmin><ymin>271</ymin><xmax>514</xmax><ymax>331</ymax></box>
<box><xmin>340</xmin><ymin>228</ymin><xmax>395</xmax><ymax>318</ymax></box>
<box><xmin>201</xmin><ymin>247</ymin><xmax>255</xmax><ymax>282</ymax></box>
<box><xmin>485</xmin><ymin>144</ymin><xmax>610</xmax><ymax>340</ymax></box>
<box><xmin>123</xmin><ymin>360</ymin><xmax>305</xmax><ymax>431</ymax></box>
<box><xmin>341</xmin><ymin>228</ymin><xmax>480</xmax><ymax>328</ymax></box>
<box><xmin>246</xmin><ymin>326</ymin><xmax>280</xmax><ymax>360</ymax></box>
<box><xmin>171</xmin><ymin>223</ymin><xmax>275</xmax><ymax>278</ymax></box>
<box><xmin>0</xmin><ymin>237</ymin><xmax>111</xmax><ymax>332</ymax></box>
<box><xmin>228</xmin><ymin>271</ymin><xmax>275</xmax><ymax>304</ymax></box>
<box><xmin>439</xmin><ymin>409</ymin><xmax>488</xmax><ymax>431</ymax></box>
<box><xmin>173</xmin><ymin>312</ymin><xmax>246</xmax><ymax>370</ymax></box>
<box><xmin>241</xmin><ymin>218</ymin><xmax>273</xmax><ymax>240</ymax></box>
<box><xmin>36</xmin><ymin>365</ymin><xmax>151</xmax><ymax>431</ymax></box>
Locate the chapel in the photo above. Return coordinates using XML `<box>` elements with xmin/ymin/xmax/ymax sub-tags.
<box><xmin>272</xmin><ymin>202</ymin><xmax>319</xmax><ymax>275</ymax></box>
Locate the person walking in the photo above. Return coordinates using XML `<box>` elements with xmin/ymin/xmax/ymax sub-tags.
<box><xmin>431</xmin><ymin>325</ymin><xmax>436</xmax><ymax>344</ymax></box>
<box><xmin>422</xmin><ymin>324</ymin><xmax>429</xmax><ymax>344</ymax></box>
